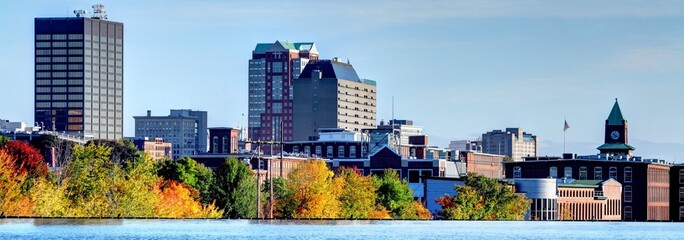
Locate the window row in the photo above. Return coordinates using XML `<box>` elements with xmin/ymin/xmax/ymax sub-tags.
<box><xmin>35</xmin><ymin>94</ymin><xmax>83</xmax><ymax>101</ymax></box>
<box><xmin>36</xmin><ymin>57</ymin><xmax>83</xmax><ymax>63</ymax></box>
<box><xmin>35</xmin><ymin>64</ymin><xmax>84</xmax><ymax>71</ymax></box>
<box><xmin>514</xmin><ymin>166</ymin><xmax>632</xmax><ymax>182</ymax></box>
<box><xmin>35</xmin><ymin>49</ymin><xmax>84</xmax><ymax>55</ymax></box>
<box><xmin>36</xmin><ymin>34</ymin><xmax>83</xmax><ymax>40</ymax></box>
<box><xmin>291</xmin><ymin>145</ymin><xmax>367</xmax><ymax>159</ymax></box>
<box><xmin>35</xmin><ymin>79</ymin><xmax>84</xmax><ymax>86</ymax></box>
<box><xmin>35</xmin><ymin>102</ymin><xmax>84</xmax><ymax>108</ymax></box>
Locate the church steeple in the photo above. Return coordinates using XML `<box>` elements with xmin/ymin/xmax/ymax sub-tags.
<box><xmin>606</xmin><ymin>98</ymin><xmax>626</xmax><ymax>125</ymax></box>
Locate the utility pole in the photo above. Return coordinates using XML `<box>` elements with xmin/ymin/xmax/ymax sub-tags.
<box><xmin>256</xmin><ymin>145</ymin><xmax>261</xmax><ymax>219</ymax></box>
<box><xmin>245</xmin><ymin>138</ymin><xmax>284</xmax><ymax>219</ymax></box>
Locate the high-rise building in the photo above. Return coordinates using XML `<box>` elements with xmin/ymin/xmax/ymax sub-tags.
<box><xmin>134</xmin><ymin>110</ymin><xmax>208</xmax><ymax>159</ymax></box>
<box><xmin>34</xmin><ymin>5</ymin><xmax>123</xmax><ymax>140</ymax></box>
<box><xmin>481</xmin><ymin>128</ymin><xmax>538</xmax><ymax>161</ymax></box>
<box><xmin>292</xmin><ymin>58</ymin><xmax>377</xmax><ymax>141</ymax></box>
<box><xmin>248</xmin><ymin>41</ymin><xmax>318</xmax><ymax>142</ymax></box>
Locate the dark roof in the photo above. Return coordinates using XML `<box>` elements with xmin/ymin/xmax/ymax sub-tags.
<box><xmin>298</xmin><ymin>60</ymin><xmax>361</xmax><ymax>82</ymax></box>
<box><xmin>607</xmin><ymin>99</ymin><xmax>626</xmax><ymax>125</ymax></box>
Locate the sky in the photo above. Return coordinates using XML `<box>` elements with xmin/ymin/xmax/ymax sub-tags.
<box><xmin>0</xmin><ymin>0</ymin><xmax>683</xmax><ymax>161</ymax></box>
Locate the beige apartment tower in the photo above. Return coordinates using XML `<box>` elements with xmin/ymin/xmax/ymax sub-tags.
<box><xmin>292</xmin><ymin>58</ymin><xmax>376</xmax><ymax>141</ymax></box>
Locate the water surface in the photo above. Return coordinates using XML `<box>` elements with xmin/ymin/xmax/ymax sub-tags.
<box><xmin>0</xmin><ymin>219</ymin><xmax>681</xmax><ymax>240</ymax></box>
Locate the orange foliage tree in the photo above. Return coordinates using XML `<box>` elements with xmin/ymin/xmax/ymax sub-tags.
<box><xmin>156</xmin><ymin>180</ymin><xmax>222</xmax><ymax>218</ymax></box>
<box><xmin>0</xmin><ymin>150</ymin><xmax>33</xmax><ymax>216</ymax></box>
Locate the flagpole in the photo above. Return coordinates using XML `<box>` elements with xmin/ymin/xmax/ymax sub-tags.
<box><xmin>563</xmin><ymin>116</ymin><xmax>566</xmax><ymax>154</ymax></box>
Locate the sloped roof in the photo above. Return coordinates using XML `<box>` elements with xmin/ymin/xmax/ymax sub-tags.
<box><xmin>607</xmin><ymin>99</ymin><xmax>626</xmax><ymax>125</ymax></box>
<box><xmin>298</xmin><ymin>60</ymin><xmax>361</xmax><ymax>82</ymax></box>
<box><xmin>597</xmin><ymin>143</ymin><xmax>635</xmax><ymax>151</ymax></box>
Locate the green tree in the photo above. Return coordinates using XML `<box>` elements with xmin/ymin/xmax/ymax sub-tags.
<box><xmin>88</xmin><ymin>139</ymin><xmax>138</xmax><ymax>168</ymax></box>
<box><xmin>0</xmin><ymin>136</ymin><xmax>9</xmax><ymax>146</ymax></box>
<box><xmin>436</xmin><ymin>174</ymin><xmax>529</xmax><ymax>220</ymax></box>
<box><xmin>373</xmin><ymin>169</ymin><xmax>414</xmax><ymax>218</ymax></box>
<box><xmin>336</xmin><ymin>168</ymin><xmax>379</xmax><ymax>219</ymax></box>
<box><xmin>63</xmin><ymin>143</ymin><xmax>121</xmax><ymax>217</ymax></box>
<box><xmin>212</xmin><ymin>158</ymin><xmax>257</xmax><ymax>219</ymax></box>
<box><xmin>156</xmin><ymin>157</ymin><xmax>214</xmax><ymax>204</ymax></box>
<box><xmin>113</xmin><ymin>154</ymin><xmax>161</xmax><ymax>217</ymax></box>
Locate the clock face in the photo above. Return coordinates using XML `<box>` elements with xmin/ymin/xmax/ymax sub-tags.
<box><xmin>611</xmin><ymin>131</ymin><xmax>620</xmax><ymax>140</ymax></box>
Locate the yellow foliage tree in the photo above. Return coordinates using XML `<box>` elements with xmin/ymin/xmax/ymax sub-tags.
<box><xmin>280</xmin><ymin>160</ymin><xmax>341</xmax><ymax>218</ymax></box>
<box><xmin>336</xmin><ymin>168</ymin><xmax>383</xmax><ymax>219</ymax></box>
<box><xmin>113</xmin><ymin>154</ymin><xmax>162</xmax><ymax>218</ymax></box>
<box><xmin>29</xmin><ymin>178</ymin><xmax>70</xmax><ymax>217</ymax></box>
<box><xmin>0</xmin><ymin>150</ymin><xmax>33</xmax><ymax>216</ymax></box>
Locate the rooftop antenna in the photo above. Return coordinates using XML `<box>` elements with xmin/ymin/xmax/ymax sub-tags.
<box><xmin>92</xmin><ymin>4</ymin><xmax>107</xmax><ymax>20</ymax></box>
<box><xmin>73</xmin><ymin>9</ymin><xmax>87</xmax><ymax>18</ymax></box>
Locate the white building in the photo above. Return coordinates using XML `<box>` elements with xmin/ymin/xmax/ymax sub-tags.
<box><xmin>481</xmin><ymin>128</ymin><xmax>538</xmax><ymax>161</ymax></box>
<box><xmin>133</xmin><ymin>110</ymin><xmax>208</xmax><ymax>159</ymax></box>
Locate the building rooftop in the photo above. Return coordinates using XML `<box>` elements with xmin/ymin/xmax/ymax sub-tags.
<box><xmin>607</xmin><ymin>99</ymin><xmax>626</xmax><ymax>125</ymax></box>
<box><xmin>298</xmin><ymin>59</ymin><xmax>361</xmax><ymax>82</ymax></box>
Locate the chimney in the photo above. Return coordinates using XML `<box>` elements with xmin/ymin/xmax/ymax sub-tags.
<box><xmin>147</xmin><ymin>110</ymin><xmax>151</xmax><ymax>117</ymax></box>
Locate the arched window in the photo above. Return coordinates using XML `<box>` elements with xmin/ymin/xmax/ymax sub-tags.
<box><xmin>579</xmin><ymin>167</ymin><xmax>588</xmax><ymax>180</ymax></box>
<box><xmin>549</xmin><ymin>167</ymin><xmax>558</xmax><ymax>178</ymax></box>
<box><xmin>609</xmin><ymin>167</ymin><xmax>617</xmax><ymax>179</ymax></box>
<box><xmin>564</xmin><ymin>167</ymin><xmax>572</xmax><ymax>178</ymax></box>
<box><xmin>624</xmin><ymin>167</ymin><xmax>633</xmax><ymax>183</ymax></box>
<box><xmin>513</xmin><ymin>166</ymin><xmax>522</xmax><ymax>178</ymax></box>
<box><xmin>315</xmin><ymin>146</ymin><xmax>322</xmax><ymax>156</ymax></box>
<box><xmin>338</xmin><ymin>146</ymin><xmax>345</xmax><ymax>158</ymax></box>
<box><xmin>222</xmin><ymin>137</ymin><xmax>228</xmax><ymax>153</ymax></box>
<box><xmin>326</xmin><ymin>146</ymin><xmax>333</xmax><ymax>158</ymax></box>
<box><xmin>350</xmin><ymin>146</ymin><xmax>357</xmax><ymax>158</ymax></box>
<box><xmin>594</xmin><ymin>167</ymin><xmax>603</xmax><ymax>180</ymax></box>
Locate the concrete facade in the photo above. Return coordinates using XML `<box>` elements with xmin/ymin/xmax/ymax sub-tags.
<box><xmin>481</xmin><ymin>128</ymin><xmax>538</xmax><ymax>161</ymax></box>
<box><xmin>133</xmin><ymin>110</ymin><xmax>208</xmax><ymax>159</ymax></box>
<box><xmin>292</xmin><ymin>59</ymin><xmax>376</xmax><ymax>141</ymax></box>
<box><xmin>34</xmin><ymin>13</ymin><xmax>123</xmax><ymax>140</ymax></box>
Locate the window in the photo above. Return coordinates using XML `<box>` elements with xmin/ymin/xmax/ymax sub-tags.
<box><xmin>624</xmin><ymin>206</ymin><xmax>633</xmax><ymax>220</ymax></box>
<box><xmin>292</xmin><ymin>146</ymin><xmax>299</xmax><ymax>154</ymax></box>
<box><xmin>361</xmin><ymin>146</ymin><xmax>367</xmax><ymax>157</ymax></box>
<box><xmin>624</xmin><ymin>185</ymin><xmax>632</xmax><ymax>202</ymax></box>
<box><xmin>315</xmin><ymin>146</ymin><xmax>322</xmax><ymax>156</ymax></box>
<box><xmin>564</xmin><ymin>167</ymin><xmax>572</xmax><ymax>178</ymax></box>
<box><xmin>36</xmin><ymin>79</ymin><xmax>50</xmax><ymax>85</ymax></box>
<box><xmin>304</xmin><ymin>146</ymin><xmax>311</xmax><ymax>155</ymax></box>
<box><xmin>350</xmin><ymin>146</ymin><xmax>357</xmax><ymax>158</ymax></box>
<box><xmin>36</xmin><ymin>34</ymin><xmax>50</xmax><ymax>40</ymax></box>
<box><xmin>212</xmin><ymin>136</ymin><xmax>218</xmax><ymax>153</ymax></box>
<box><xmin>52</xmin><ymin>42</ymin><xmax>67</xmax><ymax>48</ymax></box>
<box><xmin>680</xmin><ymin>170</ymin><xmax>684</xmax><ymax>184</ymax></box>
<box><xmin>609</xmin><ymin>167</ymin><xmax>617</xmax><ymax>179</ymax></box>
<box><xmin>36</xmin><ymin>42</ymin><xmax>50</xmax><ymax>48</ymax></box>
<box><xmin>680</xmin><ymin>187</ymin><xmax>684</xmax><ymax>203</ymax></box>
<box><xmin>624</xmin><ymin>167</ymin><xmax>632</xmax><ymax>183</ymax></box>
<box><xmin>579</xmin><ymin>167</ymin><xmax>588</xmax><ymax>180</ymax></box>
<box><xmin>594</xmin><ymin>167</ymin><xmax>603</xmax><ymax>180</ymax></box>
<box><xmin>326</xmin><ymin>146</ymin><xmax>333</xmax><ymax>158</ymax></box>
<box><xmin>338</xmin><ymin>146</ymin><xmax>345</xmax><ymax>158</ymax></box>
<box><xmin>680</xmin><ymin>207</ymin><xmax>684</xmax><ymax>221</ymax></box>
<box><xmin>222</xmin><ymin>137</ymin><xmax>228</xmax><ymax>153</ymax></box>
<box><xmin>513</xmin><ymin>166</ymin><xmax>521</xmax><ymax>178</ymax></box>
<box><xmin>549</xmin><ymin>167</ymin><xmax>558</xmax><ymax>178</ymax></box>
<box><xmin>409</xmin><ymin>170</ymin><xmax>420</xmax><ymax>183</ymax></box>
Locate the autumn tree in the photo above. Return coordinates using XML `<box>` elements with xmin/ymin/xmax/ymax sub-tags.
<box><xmin>336</xmin><ymin>168</ymin><xmax>389</xmax><ymax>219</ymax></box>
<box><xmin>373</xmin><ymin>169</ymin><xmax>431</xmax><ymax>219</ymax></box>
<box><xmin>2</xmin><ymin>140</ymin><xmax>49</xmax><ymax>179</ymax></box>
<box><xmin>29</xmin><ymin>177</ymin><xmax>70</xmax><ymax>217</ymax></box>
<box><xmin>113</xmin><ymin>154</ymin><xmax>161</xmax><ymax>217</ymax></box>
<box><xmin>156</xmin><ymin>180</ymin><xmax>222</xmax><ymax>218</ymax></box>
<box><xmin>436</xmin><ymin>174</ymin><xmax>529</xmax><ymax>220</ymax></box>
<box><xmin>212</xmin><ymin>158</ymin><xmax>257</xmax><ymax>219</ymax></box>
<box><xmin>277</xmin><ymin>160</ymin><xmax>341</xmax><ymax>219</ymax></box>
<box><xmin>157</xmin><ymin>157</ymin><xmax>214</xmax><ymax>204</ymax></box>
<box><xmin>62</xmin><ymin>143</ymin><xmax>121</xmax><ymax>217</ymax></box>
<box><xmin>0</xmin><ymin>150</ymin><xmax>33</xmax><ymax>216</ymax></box>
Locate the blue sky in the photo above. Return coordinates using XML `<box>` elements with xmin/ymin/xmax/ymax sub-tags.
<box><xmin>1</xmin><ymin>0</ymin><xmax>683</xmax><ymax>161</ymax></box>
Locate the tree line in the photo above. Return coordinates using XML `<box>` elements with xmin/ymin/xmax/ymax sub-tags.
<box><xmin>0</xmin><ymin>137</ymin><xmax>528</xmax><ymax>220</ymax></box>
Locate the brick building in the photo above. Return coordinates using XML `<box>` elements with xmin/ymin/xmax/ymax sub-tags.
<box><xmin>557</xmin><ymin>179</ymin><xmax>622</xmax><ymax>221</ymax></box>
<box><xmin>132</xmin><ymin>137</ymin><xmax>172</xmax><ymax>161</ymax></box>
<box><xmin>460</xmin><ymin>151</ymin><xmax>504</xmax><ymax>179</ymax></box>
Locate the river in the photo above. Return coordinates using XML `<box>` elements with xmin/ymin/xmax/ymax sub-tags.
<box><xmin>0</xmin><ymin>219</ymin><xmax>681</xmax><ymax>239</ymax></box>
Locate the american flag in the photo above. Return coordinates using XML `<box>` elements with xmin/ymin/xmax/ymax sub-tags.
<box><xmin>564</xmin><ymin>120</ymin><xmax>570</xmax><ymax>131</ymax></box>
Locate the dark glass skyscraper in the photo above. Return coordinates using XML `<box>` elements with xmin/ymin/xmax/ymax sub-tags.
<box><xmin>34</xmin><ymin>9</ymin><xmax>123</xmax><ymax>140</ymax></box>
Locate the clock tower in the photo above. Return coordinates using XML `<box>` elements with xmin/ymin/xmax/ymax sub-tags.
<box><xmin>597</xmin><ymin>99</ymin><xmax>635</xmax><ymax>156</ymax></box>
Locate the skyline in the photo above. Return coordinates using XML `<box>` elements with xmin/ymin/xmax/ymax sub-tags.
<box><xmin>1</xmin><ymin>1</ymin><xmax>683</xmax><ymax>161</ymax></box>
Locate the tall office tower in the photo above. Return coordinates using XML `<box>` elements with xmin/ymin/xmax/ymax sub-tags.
<box><xmin>34</xmin><ymin>5</ymin><xmax>123</xmax><ymax>140</ymax></box>
<box><xmin>248</xmin><ymin>41</ymin><xmax>318</xmax><ymax>143</ymax></box>
<box><xmin>292</xmin><ymin>58</ymin><xmax>377</xmax><ymax>141</ymax></box>
<box><xmin>134</xmin><ymin>110</ymin><xmax>208</xmax><ymax>159</ymax></box>
<box><xmin>481</xmin><ymin>127</ymin><xmax>538</xmax><ymax>161</ymax></box>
